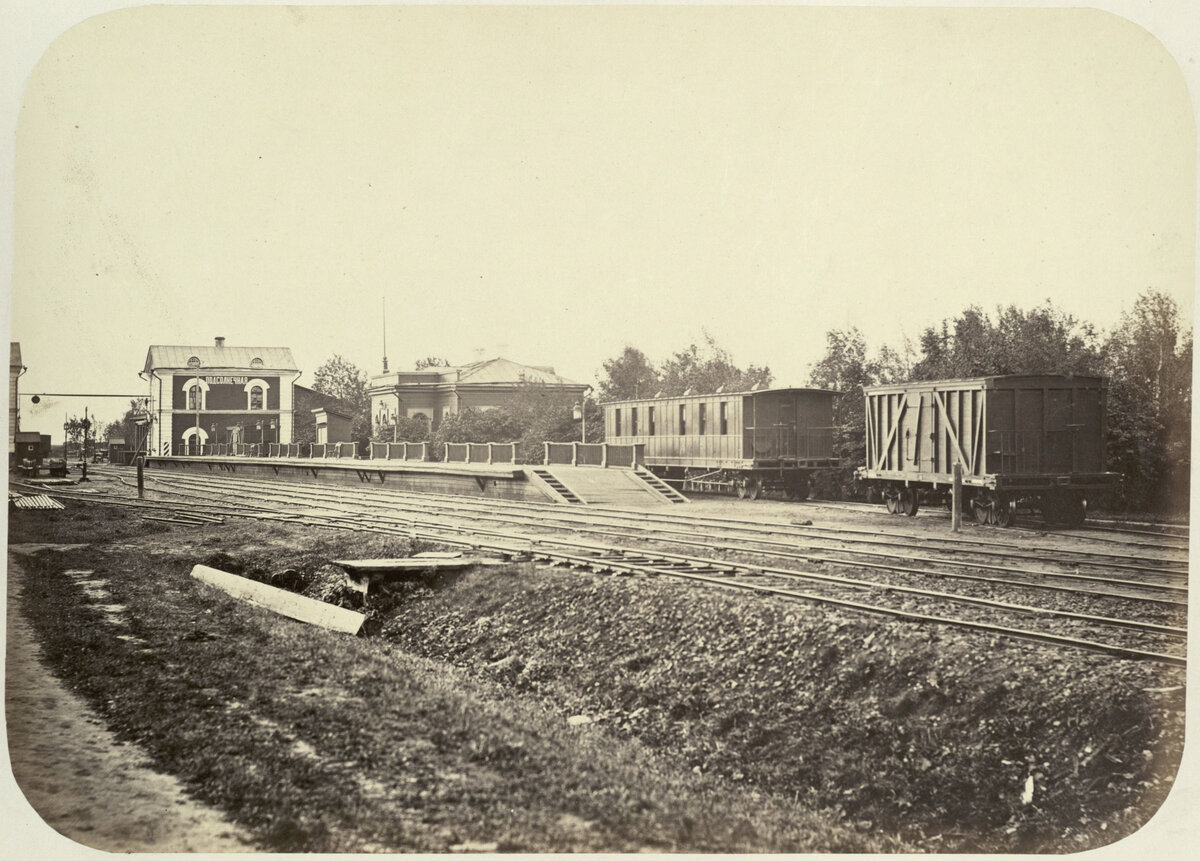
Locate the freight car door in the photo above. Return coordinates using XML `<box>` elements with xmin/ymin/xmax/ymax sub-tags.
<box><xmin>1043</xmin><ymin>387</ymin><xmax>1073</xmax><ymax>473</ymax></box>
<box><xmin>778</xmin><ymin>394</ymin><xmax>796</xmax><ymax>459</ymax></box>
<box><xmin>1071</xmin><ymin>387</ymin><xmax>1104</xmax><ymax>472</ymax></box>
<box><xmin>903</xmin><ymin>391</ymin><xmax>924</xmax><ymax>469</ymax></box>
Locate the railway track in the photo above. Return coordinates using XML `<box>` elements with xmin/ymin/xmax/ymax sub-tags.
<box><xmin>750</xmin><ymin>494</ymin><xmax>1191</xmax><ymax>551</ymax></box>
<box><xmin>126</xmin><ymin>473</ymin><xmax>1186</xmax><ymax>628</ymax></box>
<box><xmin>25</xmin><ymin>468</ymin><xmax>1188</xmax><ymax>667</ymax></box>
<box><xmin>107</xmin><ymin>469</ymin><xmax>1187</xmax><ymax>576</ymax></box>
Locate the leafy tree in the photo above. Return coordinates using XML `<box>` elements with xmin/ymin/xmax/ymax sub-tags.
<box><xmin>62</xmin><ymin>415</ymin><xmax>93</xmax><ymax>461</ymax></box>
<box><xmin>312</xmin><ymin>355</ymin><xmax>371</xmax><ymax>452</ymax></box>
<box><xmin>373</xmin><ymin>414</ymin><xmax>433</xmax><ymax>445</ymax></box>
<box><xmin>503</xmin><ymin>384</ymin><xmax>590</xmax><ymax>463</ymax></box>
<box><xmin>101</xmin><ymin>399</ymin><xmax>152</xmax><ymax>456</ymax></box>
<box><xmin>596</xmin><ymin>334</ymin><xmax>772</xmax><ymax>403</ymax></box>
<box><xmin>912</xmin><ymin>302</ymin><xmax>1103</xmax><ymax>379</ymax></box>
<box><xmin>656</xmin><ymin>331</ymin><xmax>773</xmax><ymax>396</ymax></box>
<box><xmin>427</xmin><ymin>407</ymin><xmax>524</xmax><ymax>462</ymax></box>
<box><xmin>597</xmin><ymin>347</ymin><xmax>660</xmax><ymax>402</ymax></box>
<box><xmin>808</xmin><ymin>328</ymin><xmax>908</xmax><ymax>497</ymax></box>
<box><xmin>1103</xmin><ymin>290</ymin><xmax>1192</xmax><ymax>512</ymax></box>
<box><xmin>992</xmin><ymin>303</ymin><xmax>1104</xmax><ymax>376</ymax></box>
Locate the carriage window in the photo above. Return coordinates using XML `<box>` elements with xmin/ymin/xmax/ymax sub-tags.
<box><xmin>648</xmin><ymin>406</ymin><xmax>656</xmax><ymax>436</ymax></box>
<box><xmin>679</xmin><ymin>404</ymin><xmax>687</xmax><ymax>435</ymax></box>
<box><xmin>699</xmin><ymin>403</ymin><xmax>707</xmax><ymax>434</ymax></box>
<box><xmin>720</xmin><ymin>401</ymin><xmax>728</xmax><ymax>434</ymax></box>
<box><xmin>250</xmin><ymin>386</ymin><xmax>264</xmax><ymax>410</ymax></box>
<box><xmin>631</xmin><ymin>407</ymin><xmax>638</xmax><ymax>436</ymax></box>
<box><xmin>615</xmin><ymin>408</ymin><xmax>622</xmax><ymax>436</ymax></box>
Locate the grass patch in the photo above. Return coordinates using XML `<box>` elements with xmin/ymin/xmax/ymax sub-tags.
<box><xmin>10</xmin><ymin>508</ymin><xmax>900</xmax><ymax>853</ymax></box>
<box><xmin>378</xmin><ymin>563</ymin><xmax>1186</xmax><ymax>852</ymax></box>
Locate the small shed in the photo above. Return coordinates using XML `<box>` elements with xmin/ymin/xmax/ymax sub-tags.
<box><xmin>312</xmin><ymin>407</ymin><xmax>354</xmax><ymax>444</ymax></box>
<box><xmin>13</xmin><ymin>431</ymin><xmax>45</xmax><ymax>464</ymax></box>
<box><xmin>107</xmin><ymin>437</ymin><xmax>127</xmax><ymax>464</ymax></box>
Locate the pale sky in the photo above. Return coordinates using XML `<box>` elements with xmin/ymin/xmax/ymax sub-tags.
<box><xmin>4</xmin><ymin>3</ymin><xmax>1197</xmax><ymax>435</ymax></box>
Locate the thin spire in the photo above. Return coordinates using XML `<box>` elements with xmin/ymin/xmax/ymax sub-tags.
<box><xmin>381</xmin><ymin>296</ymin><xmax>389</xmax><ymax>372</ymax></box>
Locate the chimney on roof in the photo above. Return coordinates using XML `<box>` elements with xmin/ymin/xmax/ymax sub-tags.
<box><xmin>215</xmin><ymin>337</ymin><xmax>226</xmax><ymax>348</ymax></box>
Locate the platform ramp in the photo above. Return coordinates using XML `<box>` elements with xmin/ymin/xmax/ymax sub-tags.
<box><xmin>526</xmin><ymin>466</ymin><xmax>682</xmax><ymax>505</ymax></box>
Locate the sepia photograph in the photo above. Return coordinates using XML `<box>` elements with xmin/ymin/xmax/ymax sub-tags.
<box><xmin>3</xmin><ymin>1</ymin><xmax>1197</xmax><ymax>857</ymax></box>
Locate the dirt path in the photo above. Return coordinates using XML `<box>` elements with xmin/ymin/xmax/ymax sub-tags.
<box><xmin>5</xmin><ymin>549</ymin><xmax>255</xmax><ymax>854</ymax></box>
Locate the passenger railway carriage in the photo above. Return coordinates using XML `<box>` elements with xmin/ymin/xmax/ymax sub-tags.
<box><xmin>856</xmin><ymin>374</ymin><xmax>1120</xmax><ymax>525</ymax></box>
<box><xmin>603</xmin><ymin>387</ymin><xmax>838</xmax><ymax>499</ymax></box>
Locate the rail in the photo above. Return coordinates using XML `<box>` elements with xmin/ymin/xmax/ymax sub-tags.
<box><xmin>56</xmin><ymin>470</ymin><xmax>1188</xmax><ymax>667</ymax></box>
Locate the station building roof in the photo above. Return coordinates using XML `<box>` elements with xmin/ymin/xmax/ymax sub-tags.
<box><xmin>370</xmin><ymin>356</ymin><xmax>583</xmax><ymax>389</ymax></box>
<box><xmin>144</xmin><ymin>344</ymin><xmax>298</xmax><ymax>373</ymax></box>
<box><xmin>453</xmin><ymin>357</ymin><xmax>579</xmax><ymax>386</ymax></box>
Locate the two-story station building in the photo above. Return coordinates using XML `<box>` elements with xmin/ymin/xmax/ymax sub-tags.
<box><xmin>142</xmin><ymin>338</ymin><xmax>301</xmax><ymax>455</ymax></box>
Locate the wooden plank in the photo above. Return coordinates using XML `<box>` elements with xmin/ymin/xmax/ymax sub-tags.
<box><xmin>191</xmin><ymin>564</ymin><xmax>364</xmax><ymax>635</ymax></box>
<box><xmin>873</xmin><ymin>396</ymin><xmax>907</xmax><ymax>470</ymax></box>
<box><xmin>932</xmin><ymin>392</ymin><xmax>972</xmax><ymax>471</ymax></box>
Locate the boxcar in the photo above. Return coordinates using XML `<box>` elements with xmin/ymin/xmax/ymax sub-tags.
<box><xmin>855</xmin><ymin>374</ymin><xmax>1119</xmax><ymax>525</ymax></box>
<box><xmin>603</xmin><ymin>387</ymin><xmax>838</xmax><ymax>499</ymax></box>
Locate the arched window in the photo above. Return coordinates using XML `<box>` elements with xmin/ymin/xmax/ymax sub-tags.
<box><xmin>181</xmin><ymin>376</ymin><xmax>209</xmax><ymax>410</ymax></box>
<box><xmin>243</xmin><ymin>378</ymin><xmax>271</xmax><ymax>410</ymax></box>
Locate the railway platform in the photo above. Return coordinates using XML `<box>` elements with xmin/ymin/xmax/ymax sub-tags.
<box><xmin>145</xmin><ymin>456</ymin><xmax>678</xmax><ymax>506</ymax></box>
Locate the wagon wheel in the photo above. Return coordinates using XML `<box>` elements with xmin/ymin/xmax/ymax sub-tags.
<box><xmin>1041</xmin><ymin>495</ymin><xmax>1063</xmax><ymax>525</ymax></box>
<box><xmin>794</xmin><ymin>474</ymin><xmax>811</xmax><ymax>501</ymax></box>
<box><xmin>784</xmin><ymin>483</ymin><xmax>796</xmax><ymax>500</ymax></box>
<box><xmin>746</xmin><ymin>477</ymin><xmax>762</xmax><ymax>501</ymax></box>
<box><xmin>992</xmin><ymin>498</ymin><xmax>1014</xmax><ymax>528</ymax></box>
<box><xmin>900</xmin><ymin>487</ymin><xmax>920</xmax><ymax>517</ymax></box>
<box><xmin>973</xmin><ymin>497</ymin><xmax>992</xmax><ymax>525</ymax></box>
<box><xmin>1061</xmin><ymin>495</ymin><xmax>1086</xmax><ymax>526</ymax></box>
<box><xmin>884</xmin><ymin>490</ymin><xmax>900</xmax><ymax>515</ymax></box>
<box><xmin>735</xmin><ymin>478</ymin><xmax>747</xmax><ymax>500</ymax></box>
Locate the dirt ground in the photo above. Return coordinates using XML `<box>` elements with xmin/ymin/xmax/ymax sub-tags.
<box><xmin>4</xmin><ymin>491</ymin><xmax>1195</xmax><ymax>858</ymax></box>
<box><xmin>5</xmin><ymin>547</ymin><xmax>254</xmax><ymax>855</ymax></box>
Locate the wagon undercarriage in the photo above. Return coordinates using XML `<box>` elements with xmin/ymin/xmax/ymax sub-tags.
<box><xmin>655</xmin><ymin>466</ymin><xmax>830</xmax><ymax>501</ymax></box>
<box><xmin>870</xmin><ymin>475</ymin><xmax>1111</xmax><ymax>527</ymax></box>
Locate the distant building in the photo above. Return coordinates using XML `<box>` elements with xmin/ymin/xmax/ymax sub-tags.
<box><xmin>292</xmin><ymin>385</ymin><xmax>355</xmax><ymax>445</ymax></box>
<box><xmin>9</xmin><ymin>342</ymin><xmax>23</xmax><ymax>455</ymax></box>
<box><xmin>367</xmin><ymin>357</ymin><xmax>589</xmax><ymax>435</ymax></box>
<box><xmin>142</xmin><ymin>338</ymin><xmax>301</xmax><ymax>455</ymax></box>
<box><xmin>312</xmin><ymin>407</ymin><xmax>354</xmax><ymax>444</ymax></box>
